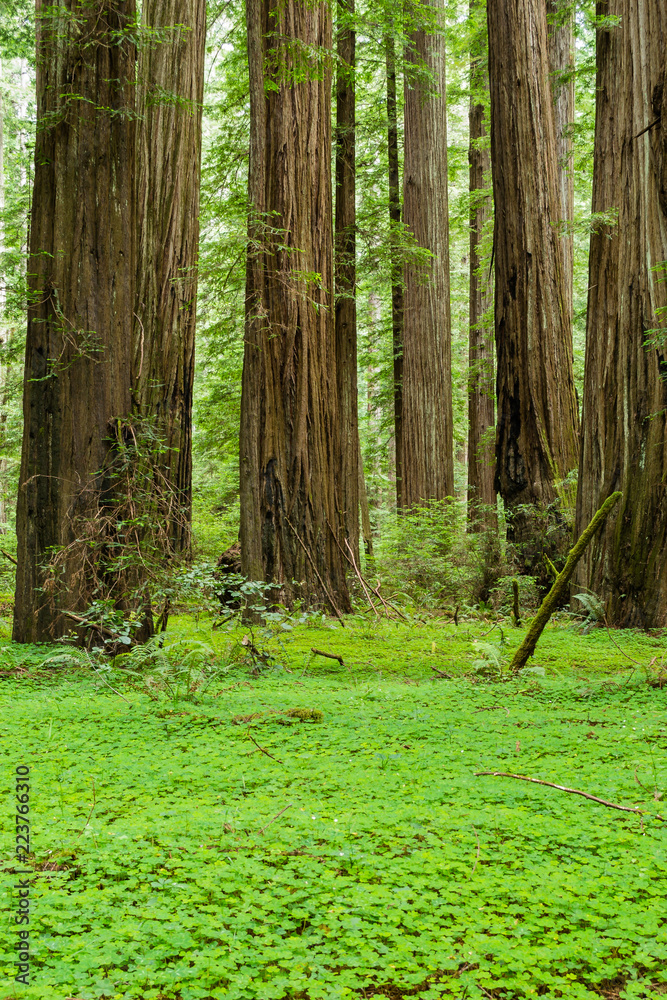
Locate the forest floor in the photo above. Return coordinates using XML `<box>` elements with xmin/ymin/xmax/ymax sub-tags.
<box><xmin>0</xmin><ymin>614</ymin><xmax>666</xmax><ymax>1000</ymax></box>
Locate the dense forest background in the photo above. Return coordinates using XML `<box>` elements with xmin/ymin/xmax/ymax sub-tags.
<box><xmin>0</xmin><ymin>0</ymin><xmax>665</xmax><ymax>644</ymax></box>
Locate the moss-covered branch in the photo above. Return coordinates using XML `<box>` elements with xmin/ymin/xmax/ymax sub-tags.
<box><xmin>510</xmin><ymin>491</ymin><xmax>622</xmax><ymax>674</ymax></box>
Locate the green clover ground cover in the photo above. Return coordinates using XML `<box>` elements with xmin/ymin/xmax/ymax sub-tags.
<box><xmin>0</xmin><ymin>617</ymin><xmax>666</xmax><ymax>1000</ymax></box>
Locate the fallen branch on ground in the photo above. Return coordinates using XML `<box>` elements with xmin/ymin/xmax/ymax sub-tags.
<box><xmin>430</xmin><ymin>665</ymin><xmax>454</xmax><ymax>679</ymax></box>
<box><xmin>311</xmin><ymin>647</ymin><xmax>344</xmax><ymax>665</ymax></box>
<box><xmin>0</xmin><ymin>549</ymin><xmax>17</xmax><ymax>565</ymax></box>
<box><xmin>246</xmin><ymin>730</ymin><xmax>283</xmax><ymax>763</ymax></box>
<box><xmin>475</xmin><ymin>770</ymin><xmax>664</xmax><ymax>821</ymax></box>
<box><xmin>258</xmin><ymin>803</ymin><xmax>293</xmax><ymax>836</ymax></box>
<box><xmin>510</xmin><ymin>491</ymin><xmax>622</xmax><ymax>673</ymax></box>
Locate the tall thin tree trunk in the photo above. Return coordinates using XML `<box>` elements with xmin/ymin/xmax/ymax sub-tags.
<box><xmin>335</xmin><ymin>0</ymin><xmax>360</xmax><ymax>563</ymax></box>
<box><xmin>402</xmin><ymin>0</ymin><xmax>453</xmax><ymax>507</ymax></box>
<box><xmin>240</xmin><ymin>0</ymin><xmax>350</xmax><ymax>612</ymax></box>
<box><xmin>467</xmin><ymin>0</ymin><xmax>495</xmax><ymax>529</ymax></box>
<box><xmin>135</xmin><ymin>0</ymin><xmax>206</xmax><ymax>557</ymax></box>
<box><xmin>487</xmin><ymin>0</ymin><xmax>579</xmax><ymax>572</ymax></box>
<box><xmin>13</xmin><ymin>0</ymin><xmax>136</xmax><ymax>643</ymax></box>
<box><xmin>547</xmin><ymin>0</ymin><xmax>575</xmax><ymax>327</ymax></box>
<box><xmin>385</xmin><ymin>31</ymin><xmax>404</xmax><ymax>508</ymax></box>
<box><xmin>0</xmin><ymin>63</ymin><xmax>7</xmax><ymax>535</ymax></box>
<box><xmin>358</xmin><ymin>437</ymin><xmax>375</xmax><ymax>570</ymax></box>
<box><xmin>574</xmin><ymin>0</ymin><xmax>667</xmax><ymax>627</ymax></box>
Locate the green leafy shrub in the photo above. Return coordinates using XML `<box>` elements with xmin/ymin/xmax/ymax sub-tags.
<box><xmin>371</xmin><ymin>498</ymin><xmax>504</xmax><ymax>609</ymax></box>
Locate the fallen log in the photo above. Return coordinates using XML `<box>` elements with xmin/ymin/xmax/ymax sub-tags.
<box><xmin>510</xmin><ymin>491</ymin><xmax>622</xmax><ymax>674</ymax></box>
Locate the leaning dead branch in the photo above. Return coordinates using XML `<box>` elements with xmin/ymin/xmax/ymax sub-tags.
<box><xmin>285</xmin><ymin>516</ymin><xmax>346</xmax><ymax>625</ymax></box>
<box><xmin>475</xmin><ymin>770</ymin><xmax>664</xmax><ymax>821</ymax></box>
<box><xmin>246</xmin><ymin>729</ymin><xmax>283</xmax><ymax>764</ymax></box>
<box><xmin>311</xmin><ymin>647</ymin><xmax>345</xmax><ymax>665</ymax></box>
<box><xmin>510</xmin><ymin>491</ymin><xmax>622</xmax><ymax>673</ymax></box>
<box><xmin>326</xmin><ymin>519</ymin><xmax>405</xmax><ymax>622</ymax></box>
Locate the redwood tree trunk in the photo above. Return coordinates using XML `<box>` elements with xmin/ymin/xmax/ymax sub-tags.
<box><xmin>402</xmin><ymin>0</ymin><xmax>453</xmax><ymax>507</ymax></box>
<box><xmin>335</xmin><ymin>0</ymin><xmax>360</xmax><ymax>562</ymax></box>
<box><xmin>13</xmin><ymin>0</ymin><xmax>136</xmax><ymax>643</ymax></box>
<box><xmin>135</xmin><ymin>0</ymin><xmax>206</xmax><ymax>557</ymax></box>
<box><xmin>487</xmin><ymin>0</ymin><xmax>579</xmax><ymax>569</ymax></box>
<box><xmin>574</xmin><ymin>1</ymin><xmax>667</xmax><ymax>627</ymax></box>
<box><xmin>240</xmin><ymin>0</ymin><xmax>350</xmax><ymax>612</ymax></box>
<box><xmin>467</xmin><ymin>0</ymin><xmax>495</xmax><ymax>528</ymax></box>
<box><xmin>547</xmin><ymin>0</ymin><xmax>575</xmax><ymax>325</ymax></box>
<box><xmin>386</xmin><ymin>31</ymin><xmax>404</xmax><ymax>508</ymax></box>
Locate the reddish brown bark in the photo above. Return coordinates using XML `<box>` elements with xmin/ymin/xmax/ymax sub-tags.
<box><xmin>547</xmin><ymin>0</ymin><xmax>575</xmax><ymax>324</ymax></box>
<box><xmin>487</xmin><ymin>0</ymin><xmax>579</xmax><ymax>570</ymax></box>
<box><xmin>467</xmin><ymin>0</ymin><xmax>495</xmax><ymax>528</ymax></box>
<box><xmin>134</xmin><ymin>0</ymin><xmax>206</xmax><ymax>557</ymax></box>
<box><xmin>240</xmin><ymin>0</ymin><xmax>350</xmax><ymax>612</ymax></box>
<box><xmin>13</xmin><ymin>0</ymin><xmax>136</xmax><ymax>642</ymax></box>
<box><xmin>574</xmin><ymin>1</ymin><xmax>667</xmax><ymax>627</ymax></box>
<box><xmin>402</xmin><ymin>0</ymin><xmax>453</xmax><ymax>507</ymax></box>
<box><xmin>386</xmin><ymin>31</ymin><xmax>404</xmax><ymax>508</ymax></box>
<box><xmin>335</xmin><ymin>0</ymin><xmax>360</xmax><ymax>562</ymax></box>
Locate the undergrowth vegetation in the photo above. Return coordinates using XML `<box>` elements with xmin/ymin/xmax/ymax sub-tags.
<box><xmin>1</xmin><ymin>613</ymin><xmax>666</xmax><ymax>999</ymax></box>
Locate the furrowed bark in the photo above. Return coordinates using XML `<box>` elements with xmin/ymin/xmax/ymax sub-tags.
<box><xmin>402</xmin><ymin>0</ymin><xmax>453</xmax><ymax>507</ymax></box>
<box><xmin>386</xmin><ymin>31</ymin><xmax>404</xmax><ymax>508</ymax></box>
<box><xmin>14</xmin><ymin>0</ymin><xmax>136</xmax><ymax>643</ymax></box>
<box><xmin>134</xmin><ymin>0</ymin><xmax>206</xmax><ymax>557</ymax></box>
<box><xmin>335</xmin><ymin>0</ymin><xmax>360</xmax><ymax>563</ymax></box>
<box><xmin>487</xmin><ymin>0</ymin><xmax>579</xmax><ymax>572</ymax></box>
<box><xmin>240</xmin><ymin>0</ymin><xmax>350</xmax><ymax>612</ymax></box>
<box><xmin>547</xmin><ymin>0</ymin><xmax>575</xmax><ymax>325</ymax></box>
<box><xmin>467</xmin><ymin>0</ymin><xmax>495</xmax><ymax>528</ymax></box>
<box><xmin>575</xmin><ymin>1</ymin><xmax>667</xmax><ymax>627</ymax></box>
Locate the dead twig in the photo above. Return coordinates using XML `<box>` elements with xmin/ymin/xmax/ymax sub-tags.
<box><xmin>603</xmin><ymin>616</ymin><xmax>643</xmax><ymax>666</ymax></box>
<box><xmin>326</xmin><ymin>519</ymin><xmax>407</xmax><ymax>621</ymax></box>
<box><xmin>311</xmin><ymin>647</ymin><xmax>345</xmax><ymax>665</ymax></box>
<box><xmin>77</xmin><ymin>780</ymin><xmax>96</xmax><ymax>838</ymax></box>
<box><xmin>325</xmin><ymin>519</ymin><xmax>378</xmax><ymax>613</ymax></box>
<box><xmin>89</xmin><ymin>661</ymin><xmax>133</xmax><ymax>705</ymax></box>
<box><xmin>430</xmin><ymin>664</ymin><xmax>454</xmax><ymax>679</ymax></box>
<box><xmin>475</xmin><ymin>771</ymin><xmax>664</xmax><ymax>821</ymax></box>
<box><xmin>469</xmin><ymin>826</ymin><xmax>480</xmax><ymax>877</ymax></box>
<box><xmin>62</xmin><ymin>610</ymin><xmax>116</xmax><ymax>638</ymax></box>
<box><xmin>633</xmin><ymin>115</ymin><xmax>661</xmax><ymax>140</ymax></box>
<box><xmin>285</xmin><ymin>516</ymin><xmax>345</xmax><ymax>626</ymax></box>
<box><xmin>0</xmin><ymin>549</ymin><xmax>17</xmax><ymax>565</ymax></box>
<box><xmin>246</xmin><ymin>729</ymin><xmax>282</xmax><ymax>764</ymax></box>
<box><xmin>372</xmin><ymin>578</ymin><xmax>409</xmax><ymax>621</ymax></box>
<box><xmin>339</xmin><ymin>530</ymin><xmax>380</xmax><ymax>617</ymax></box>
<box><xmin>258</xmin><ymin>802</ymin><xmax>293</xmax><ymax>836</ymax></box>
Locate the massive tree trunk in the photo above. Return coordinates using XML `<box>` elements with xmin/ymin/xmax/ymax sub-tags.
<box><xmin>13</xmin><ymin>0</ymin><xmax>136</xmax><ymax>643</ymax></box>
<box><xmin>547</xmin><ymin>0</ymin><xmax>575</xmax><ymax>325</ymax></box>
<box><xmin>467</xmin><ymin>0</ymin><xmax>495</xmax><ymax>528</ymax></box>
<box><xmin>240</xmin><ymin>0</ymin><xmax>350</xmax><ymax>613</ymax></box>
<box><xmin>401</xmin><ymin>0</ymin><xmax>453</xmax><ymax>507</ymax></box>
<box><xmin>574</xmin><ymin>1</ymin><xmax>667</xmax><ymax>627</ymax></box>
<box><xmin>134</xmin><ymin>0</ymin><xmax>205</xmax><ymax>557</ymax></box>
<box><xmin>386</xmin><ymin>31</ymin><xmax>404</xmax><ymax>509</ymax></box>
<box><xmin>487</xmin><ymin>0</ymin><xmax>579</xmax><ymax>571</ymax></box>
<box><xmin>335</xmin><ymin>0</ymin><xmax>360</xmax><ymax>563</ymax></box>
